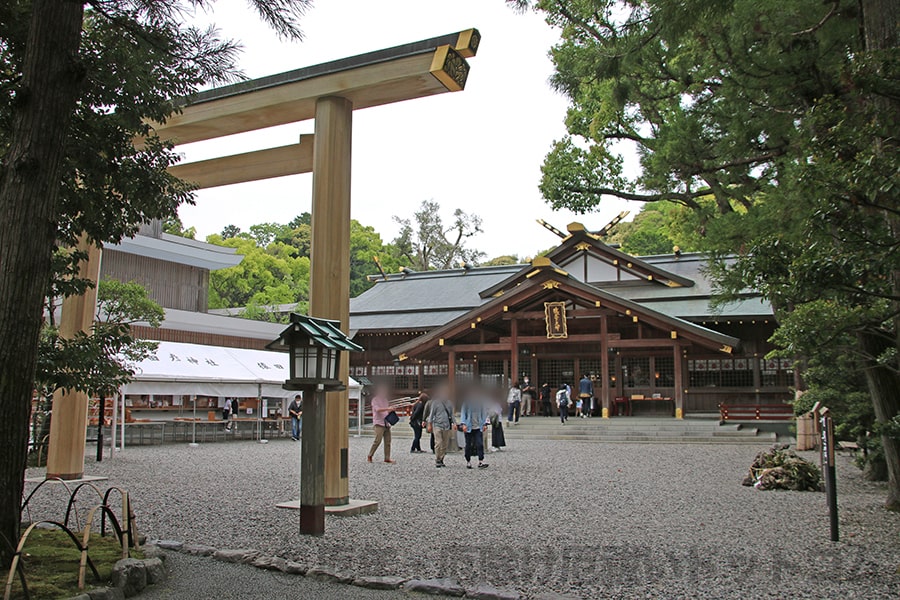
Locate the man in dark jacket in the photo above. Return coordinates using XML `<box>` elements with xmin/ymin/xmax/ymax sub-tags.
<box><xmin>288</xmin><ymin>394</ymin><xmax>302</xmax><ymax>440</ymax></box>
<box><xmin>539</xmin><ymin>383</ymin><xmax>552</xmax><ymax>417</ymax></box>
<box><xmin>579</xmin><ymin>374</ymin><xmax>594</xmax><ymax>418</ymax></box>
<box><xmin>409</xmin><ymin>392</ymin><xmax>427</xmax><ymax>453</ymax></box>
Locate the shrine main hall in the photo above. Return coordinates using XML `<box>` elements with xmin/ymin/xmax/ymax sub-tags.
<box><xmin>347</xmin><ymin>222</ymin><xmax>792</xmax><ymax>417</ymax></box>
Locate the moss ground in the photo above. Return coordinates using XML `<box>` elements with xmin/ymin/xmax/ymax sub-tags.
<box><xmin>6</xmin><ymin>528</ymin><xmax>141</xmax><ymax>599</ymax></box>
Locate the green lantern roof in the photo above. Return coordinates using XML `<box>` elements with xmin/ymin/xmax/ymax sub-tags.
<box><xmin>267</xmin><ymin>313</ymin><xmax>363</xmax><ymax>353</ymax></box>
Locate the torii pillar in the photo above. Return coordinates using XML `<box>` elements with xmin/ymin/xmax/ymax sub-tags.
<box><xmin>309</xmin><ymin>96</ymin><xmax>353</xmax><ymax>505</ymax></box>
<box><xmin>46</xmin><ymin>31</ymin><xmax>482</xmax><ymax>507</ymax></box>
<box><xmin>45</xmin><ymin>237</ymin><xmax>102</xmax><ymax>479</ymax></box>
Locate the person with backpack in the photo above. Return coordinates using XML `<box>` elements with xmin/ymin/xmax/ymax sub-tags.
<box><xmin>556</xmin><ymin>384</ymin><xmax>570</xmax><ymax>424</ymax></box>
<box><xmin>506</xmin><ymin>381</ymin><xmax>522</xmax><ymax>426</ymax></box>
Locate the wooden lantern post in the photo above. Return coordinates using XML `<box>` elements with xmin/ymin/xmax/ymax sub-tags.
<box><xmin>267</xmin><ymin>314</ymin><xmax>363</xmax><ymax>535</ymax></box>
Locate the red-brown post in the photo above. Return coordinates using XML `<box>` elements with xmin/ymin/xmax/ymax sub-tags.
<box><xmin>509</xmin><ymin>319</ymin><xmax>519</xmax><ymax>385</ymax></box>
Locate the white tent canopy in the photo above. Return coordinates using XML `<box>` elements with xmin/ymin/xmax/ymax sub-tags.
<box><xmin>122</xmin><ymin>340</ymin><xmax>360</xmax><ymax>399</ymax></box>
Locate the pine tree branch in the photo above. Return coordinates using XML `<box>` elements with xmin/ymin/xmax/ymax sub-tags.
<box><xmin>561</xmin><ymin>184</ymin><xmax>706</xmax><ymax>209</ymax></box>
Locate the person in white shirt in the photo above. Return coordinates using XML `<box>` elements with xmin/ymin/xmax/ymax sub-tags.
<box><xmin>506</xmin><ymin>382</ymin><xmax>522</xmax><ymax>425</ymax></box>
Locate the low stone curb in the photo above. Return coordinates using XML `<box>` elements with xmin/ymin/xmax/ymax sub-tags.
<box><xmin>351</xmin><ymin>575</ymin><xmax>408</xmax><ymax>590</ymax></box>
<box><xmin>306</xmin><ymin>565</ymin><xmax>355</xmax><ymax>584</ymax></box>
<box><xmin>404</xmin><ymin>578</ymin><xmax>466</xmax><ymax>596</ymax></box>
<box><xmin>212</xmin><ymin>548</ymin><xmax>260</xmax><ymax>564</ymax></box>
<box><xmin>144</xmin><ymin>538</ymin><xmax>535</xmax><ymax>599</ymax></box>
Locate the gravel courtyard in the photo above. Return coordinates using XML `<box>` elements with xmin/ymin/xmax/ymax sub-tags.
<box><xmin>24</xmin><ymin>438</ymin><xmax>900</xmax><ymax>599</ymax></box>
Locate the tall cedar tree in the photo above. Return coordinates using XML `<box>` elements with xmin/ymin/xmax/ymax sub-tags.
<box><xmin>0</xmin><ymin>0</ymin><xmax>310</xmax><ymax>565</ymax></box>
<box><xmin>518</xmin><ymin>0</ymin><xmax>899</xmax><ymax>508</ymax></box>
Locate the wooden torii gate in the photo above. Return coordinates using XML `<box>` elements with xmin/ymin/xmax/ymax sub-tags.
<box><xmin>46</xmin><ymin>30</ymin><xmax>481</xmax><ymax>511</ymax></box>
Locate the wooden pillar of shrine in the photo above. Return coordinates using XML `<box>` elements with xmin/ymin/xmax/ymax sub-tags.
<box><xmin>509</xmin><ymin>319</ymin><xmax>519</xmax><ymax>385</ymax></box>
<box><xmin>673</xmin><ymin>344</ymin><xmax>685</xmax><ymax>419</ymax></box>
<box><xmin>600</xmin><ymin>314</ymin><xmax>611</xmax><ymax>418</ymax></box>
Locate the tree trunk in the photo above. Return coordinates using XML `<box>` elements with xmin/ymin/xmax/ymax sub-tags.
<box><xmin>857</xmin><ymin>331</ymin><xmax>900</xmax><ymax>510</ymax></box>
<box><xmin>0</xmin><ymin>0</ymin><xmax>84</xmax><ymax>566</ymax></box>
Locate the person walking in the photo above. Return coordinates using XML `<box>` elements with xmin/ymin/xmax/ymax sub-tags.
<box><xmin>409</xmin><ymin>392</ymin><xmax>427</xmax><ymax>453</ymax></box>
<box><xmin>579</xmin><ymin>374</ymin><xmax>594</xmax><ymax>419</ymax></box>
<box><xmin>521</xmin><ymin>377</ymin><xmax>536</xmax><ymax>416</ymax></box>
<box><xmin>557</xmin><ymin>384</ymin><xmax>570</xmax><ymax>424</ymax></box>
<box><xmin>367</xmin><ymin>385</ymin><xmax>396</xmax><ymax>464</ymax></box>
<box><xmin>222</xmin><ymin>398</ymin><xmax>232</xmax><ymax>431</ymax></box>
<box><xmin>459</xmin><ymin>392</ymin><xmax>490</xmax><ymax>469</ymax></box>
<box><xmin>426</xmin><ymin>385</ymin><xmax>456</xmax><ymax>468</ymax></box>
<box><xmin>540</xmin><ymin>382</ymin><xmax>552</xmax><ymax>417</ymax></box>
<box><xmin>227</xmin><ymin>398</ymin><xmax>239</xmax><ymax>432</ymax></box>
<box><xmin>288</xmin><ymin>394</ymin><xmax>302</xmax><ymax>440</ymax></box>
<box><xmin>506</xmin><ymin>381</ymin><xmax>522</xmax><ymax>425</ymax></box>
<box><xmin>488</xmin><ymin>396</ymin><xmax>506</xmax><ymax>452</ymax></box>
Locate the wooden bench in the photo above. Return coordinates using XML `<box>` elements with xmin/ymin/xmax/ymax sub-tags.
<box><xmin>719</xmin><ymin>403</ymin><xmax>794</xmax><ymax>423</ymax></box>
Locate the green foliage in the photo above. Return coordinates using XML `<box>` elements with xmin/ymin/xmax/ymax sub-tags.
<box><xmin>220</xmin><ymin>224</ymin><xmax>242</xmax><ymax>239</ymax></box>
<box><xmin>162</xmin><ymin>215</ymin><xmax>196</xmax><ymax>239</ymax></box>
<box><xmin>350</xmin><ymin>220</ymin><xmax>399</xmax><ymax>297</ymax></box>
<box><xmin>248</xmin><ymin>222</ymin><xmax>294</xmax><ymax>247</ymax></box>
<box><xmin>35</xmin><ymin>279</ymin><xmax>163</xmax><ymax>399</ymax></box>
<box><xmin>205</xmin><ymin>215</ymin><xmax>406</xmax><ymax>314</ymax></box>
<box><xmin>607</xmin><ymin>202</ymin><xmax>682</xmax><ymax>255</ymax></box>
<box><xmin>392</xmin><ymin>200</ymin><xmax>485</xmax><ymax>270</ymax></box>
<box><xmin>533</xmin><ymin>0</ymin><xmax>863</xmax><ymax>217</ymax></box>
<box><xmin>483</xmin><ymin>255</ymin><xmax>522</xmax><ymax>266</ymax></box>
<box><xmin>206</xmin><ymin>234</ymin><xmax>310</xmax><ymax>311</ymax></box>
<box><xmin>879</xmin><ymin>415</ymin><xmax>900</xmax><ymax>441</ymax></box>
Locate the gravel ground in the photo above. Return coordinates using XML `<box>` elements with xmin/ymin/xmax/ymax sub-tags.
<box><xmin>23</xmin><ymin>438</ymin><xmax>900</xmax><ymax>599</ymax></box>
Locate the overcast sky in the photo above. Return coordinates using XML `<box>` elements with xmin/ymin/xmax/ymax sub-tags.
<box><xmin>177</xmin><ymin>0</ymin><xmax>637</xmax><ymax>260</ymax></box>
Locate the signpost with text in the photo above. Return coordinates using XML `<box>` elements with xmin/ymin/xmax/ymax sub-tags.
<box><xmin>819</xmin><ymin>410</ymin><xmax>839</xmax><ymax>542</ymax></box>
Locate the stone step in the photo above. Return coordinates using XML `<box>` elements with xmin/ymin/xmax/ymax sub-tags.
<box><xmin>502</xmin><ymin>431</ymin><xmax>774</xmax><ymax>440</ymax></box>
<box><xmin>375</xmin><ymin>427</ymin><xmax>777</xmax><ymax>445</ymax></box>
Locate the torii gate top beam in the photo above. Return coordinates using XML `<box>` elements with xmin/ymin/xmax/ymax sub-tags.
<box><xmin>152</xmin><ymin>29</ymin><xmax>480</xmax><ymax>145</ymax></box>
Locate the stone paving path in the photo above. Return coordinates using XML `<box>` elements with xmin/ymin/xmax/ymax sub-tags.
<box><xmin>138</xmin><ymin>551</ymin><xmax>458</xmax><ymax>600</ymax></box>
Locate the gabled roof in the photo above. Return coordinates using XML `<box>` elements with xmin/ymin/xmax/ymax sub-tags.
<box><xmin>349</xmin><ymin>265</ymin><xmax>522</xmax><ymax>332</ymax></box>
<box><xmin>390</xmin><ymin>263</ymin><xmax>740</xmax><ymax>359</ymax></box>
<box><xmin>550</xmin><ymin>223</ymin><xmax>694</xmax><ymax>286</ymax></box>
<box><xmin>478</xmin><ymin>223</ymin><xmax>693</xmax><ymax>300</ymax></box>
